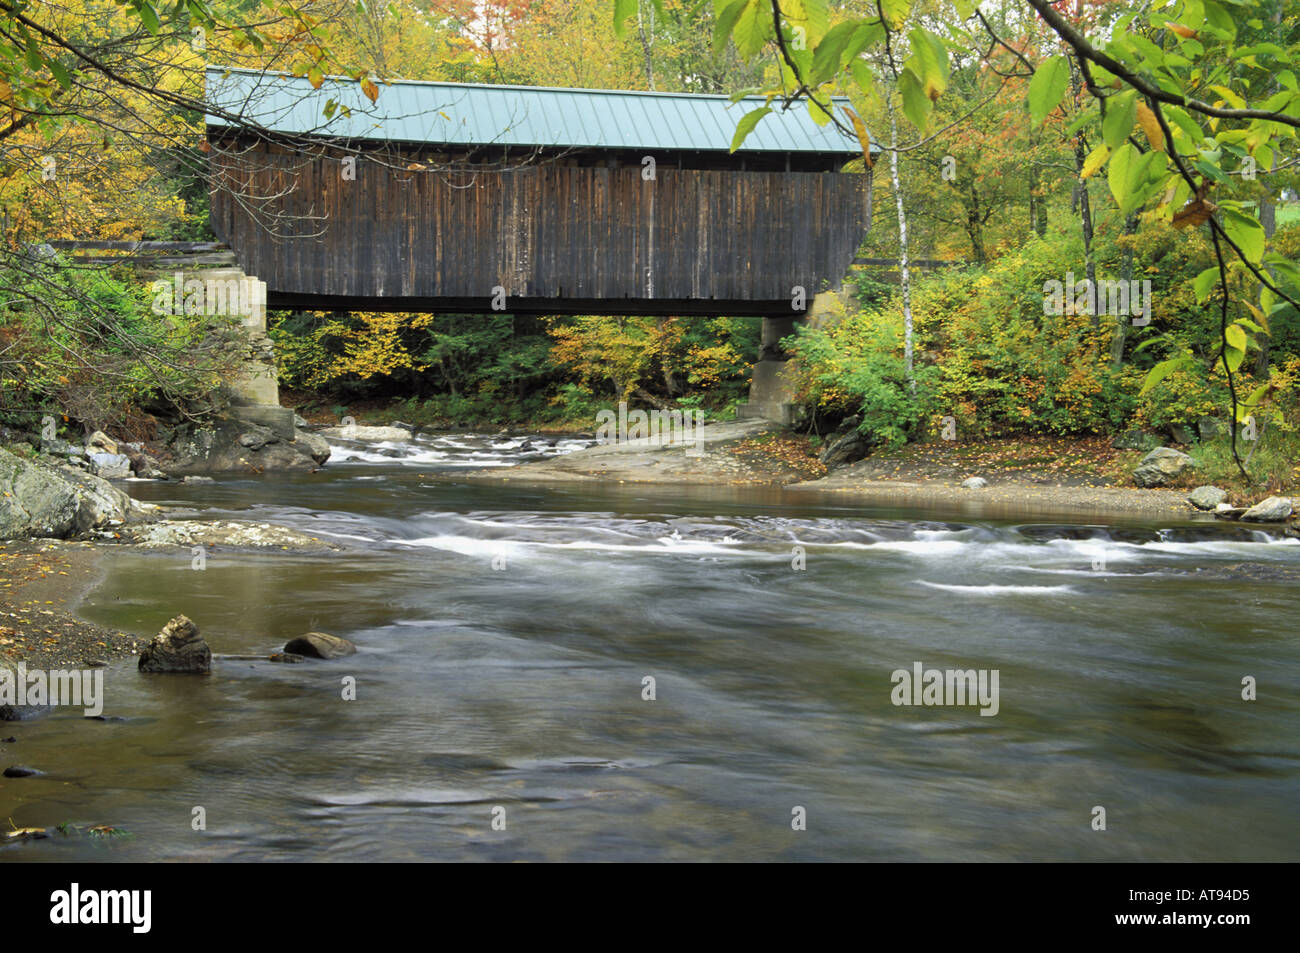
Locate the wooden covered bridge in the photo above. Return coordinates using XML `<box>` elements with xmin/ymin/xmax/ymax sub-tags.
<box><xmin>203</xmin><ymin>65</ymin><xmax>873</xmax><ymax>317</ymax></box>
<box><xmin>199</xmin><ymin>66</ymin><xmax>874</xmax><ymax>423</ymax></box>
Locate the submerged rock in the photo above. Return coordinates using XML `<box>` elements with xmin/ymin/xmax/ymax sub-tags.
<box><xmin>1241</xmin><ymin>497</ymin><xmax>1294</xmax><ymax>522</ymax></box>
<box><xmin>283</xmin><ymin>632</ymin><xmax>356</xmax><ymax>660</ymax></box>
<box><xmin>138</xmin><ymin>615</ymin><xmax>211</xmax><ymax>674</ymax></box>
<box><xmin>1133</xmin><ymin>447</ymin><xmax>1195</xmax><ymax>488</ymax></box>
<box><xmin>0</xmin><ymin>704</ymin><xmax>49</xmax><ymax>722</ymax></box>
<box><xmin>1189</xmin><ymin>485</ymin><xmax>1228</xmax><ymax>510</ymax></box>
<box><xmin>3</xmin><ymin>765</ymin><xmax>44</xmax><ymax>778</ymax></box>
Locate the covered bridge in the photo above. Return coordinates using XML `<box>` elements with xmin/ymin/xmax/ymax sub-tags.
<box><xmin>203</xmin><ymin>66</ymin><xmax>874</xmax><ymax>317</ymax></box>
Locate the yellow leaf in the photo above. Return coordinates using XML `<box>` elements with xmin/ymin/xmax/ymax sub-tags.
<box><xmin>1135</xmin><ymin>101</ymin><xmax>1165</xmax><ymax>152</ymax></box>
<box><xmin>842</xmin><ymin>106</ymin><xmax>874</xmax><ymax>168</ymax></box>
<box><xmin>1080</xmin><ymin>143</ymin><xmax>1110</xmax><ymax>179</ymax></box>
<box><xmin>360</xmin><ymin>78</ymin><xmax>379</xmax><ymax>103</ymax></box>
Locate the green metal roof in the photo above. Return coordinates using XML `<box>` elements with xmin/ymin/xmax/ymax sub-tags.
<box><xmin>204</xmin><ymin>66</ymin><xmax>872</xmax><ymax>155</ymax></box>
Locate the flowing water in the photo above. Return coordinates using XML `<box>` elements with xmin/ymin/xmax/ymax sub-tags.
<box><xmin>4</xmin><ymin>432</ymin><xmax>1299</xmax><ymax>861</ymax></box>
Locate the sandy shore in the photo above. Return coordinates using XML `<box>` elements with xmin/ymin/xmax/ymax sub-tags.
<box><xmin>0</xmin><ymin>539</ymin><xmax>139</xmax><ymax>673</ymax></box>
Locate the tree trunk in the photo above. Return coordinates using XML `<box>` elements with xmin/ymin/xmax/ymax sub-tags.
<box><xmin>887</xmin><ymin>101</ymin><xmax>915</xmax><ymax>393</ymax></box>
<box><xmin>1111</xmin><ymin>212</ymin><xmax>1139</xmax><ymax>368</ymax></box>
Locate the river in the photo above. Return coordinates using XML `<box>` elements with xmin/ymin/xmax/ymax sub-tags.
<box><xmin>6</xmin><ymin>432</ymin><xmax>1299</xmax><ymax>861</ymax></box>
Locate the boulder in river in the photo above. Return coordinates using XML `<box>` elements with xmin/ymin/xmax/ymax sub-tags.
<box><xmin>87</xmin><ymin>452</ymin><xmax>131</xmax><ymax>479</ymax></box>
<box><xmin>283</xmin><ymin>632</ymin><xmax>356</xmax><ymax>660</ymax></box>
<box><xmin>2</xmin><ymin>765</ymin><xmax>43</xmax><ymax>778</ymax></box>
<box><xmin>162</xmin><ymin>417</ymin><xmax>330</xmax><ymax>474</ymax></box>
<box><xmin>318</xmin><ymin>424</ymin><xmax>412</xmax><ymax>442</ymax></box>
<box><xmin>138</xmin><ymin>615</ymin><xmax>211</xmax><ymax>674</ymax></box>
<box><xmin>1133</xmin><ymin>447</ymin><xmax>1196</xmax><ymax>488</ymax></box>
<box><xmin>0</xmin><ymin>447</ymin><xmax>153</xmax><ymax>540</ymax></box>
<box><xmin>1189</xmin><ymin>485</ymin><xmax>1228</xmax><ymax>510</ymax></box>
<box><xmin>85</xmin><ymin>430</ymin><xmax>119</xmax><ymax>455</ymax></box>
<box><xmin>1241</xmin><ymin>496</ymin><xmax>1294</xmax><ymax>522</ymax></box>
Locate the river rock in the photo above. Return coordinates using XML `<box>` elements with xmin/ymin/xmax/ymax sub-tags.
<box><xmin>128</xmin><ymin>452</ymin><xmax>168</xmax><ymax>479</ymax></box>
<box><xmin>1215</xmin><ymin>506</ymin><xmax>1247</xmax><ymax>520</ymax></box>
<box><xmin>0</xmin><ymin>447</ymin><xmax>151</xmax><ymax>540</ymax></box>
<box><xmin>87</xmin><ymin>452</ymin><xmax>131</xmax><ymax>479</ymax></box>
<box><xmin>820</xmin><ymin>429</ymin><xmax>873</xmax><ymax>469</ymax></box>
<box><xmin>283</xmin><ymin>632</ymin><xmax>356</xmax><ymax>660</ymax></box>
<box><xmin>319</xmin><ymin>425</ymin><xmax>412</xmax><ymax>442</ymax></box>
<box><xmin>2</xmin><ymin>765</ymin><xmax>43</xmax><ymax>778</ymax></box>
<box><xmin>138</xmin><ymin>615</ymin><xmax>211</xmax><ymax>674</ymax></box>
<box><xmin>1112</xmin><ymin>430</ymin><xmax>1161</xmax><ymax>451</ymax></box>
<box><xmin>293</xmin><ymin>429</ymin><xmax>331</xmax><ymax>465</ymax></box>
<box><xmin>237</xmin><ymin>426</ymin><xmax>278</xmax><ymax>450</ymax></box>
<box><xmin>1189</xmin><ymin>485</ymin><xmax>1228</xmax><ymax>510</ymax></box>
<box><xmin>960</xmin><ymin>477</ymin><xmax>988</xmax><ymax>489</ymax></box>
<box><xmin>1133</xmin><ymin>447</ymin><xmax>1196</xmax><ymax>488</ymax></box>
<box><xmin>163</xmin><ymin>418</ymin><xmax>330</xmax><ymax>474</ymax></box>
<box><xmin>1241</xmin><ymin>496</ymin><xmax>1294</xmax><ymax>522</ymax></box>
<box><xmin>293</xmin><ymin>413</ymin><xmax>308</xmax><ymax>428</ymax></box>
<box><xmin>85</xmin><ymin>430</ymin><xmax>118</xmax><ymax>455</ymax></box>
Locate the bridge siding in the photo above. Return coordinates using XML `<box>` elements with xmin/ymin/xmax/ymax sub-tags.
<box><xmin>209</xmin><ymin>143</ymin><xmax>869</xmax><ymax>311</ymax></box>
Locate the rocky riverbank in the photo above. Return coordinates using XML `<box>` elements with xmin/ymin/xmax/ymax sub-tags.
<box><xmin>457</xmin><ymin>419</ymin><xmax>1257</xmax><ymax>522</ymax></box>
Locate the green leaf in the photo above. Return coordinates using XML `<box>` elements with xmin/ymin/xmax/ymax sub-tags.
<box><xmin>1107</xmin><ymin>142</ymin><xmax>1138</xmax><ymax>210</ymax></box>
<box><xmin>899</xmin><ymin>67</ymin><xmax>932</xmax><ymax>130</ymax></box>
<box><xmin>46</xmin><ymin>58</ymin><xmax>71</xmax><ymax>90</ymax></box>
<box><xmin>733</xmin><ymin>0</ymin><xmax>771</xmax><ymax>60</ymax></box>
<box><xmin>907</xmin><ymin>27</ymin><xmax>949</xmax><ymax>101</ymax></box>
<box><xmin>729</xmin><ymin>105</ymin><xmax>771</xmax><ymax>152</ymax></box>
<box><xmin>1220</xmin><ymin>208</ymin><xmax>1265</xmax><ymax>264</ymax></box>
<box><xmin>1028</xmin><ymin>56</ymin><xmax>1069</xmax><ymax>126</ymax></box>
<box><xmin>798</xmin><ymin>0</ymin><xmax>831</xmax><ymax>44</ymax></box>
<box><xmin>1223</xmin><ymin>345</ymin><xmax>1246</xmax><ymax>373</ymax></box>
<box><xmin>713</xmin><ymin>0</ymin><xmax>748</xmax><ymax>56</ymax></box>
<box><xmin>810</xmin><ymin>21</ymin><xmax>859</xmax><ymax>85</ymax></box>
<box><xmin>808</xmin><ymin>97</ymin><xmax>831</xmax><ymax>127</ymax></box>
<box><xmin>1224</xmin><ymin>323</ymin><xmax>1247</xmax><ymax>352</ymax></box>
<box><xmin>1193</xmin><ymin>266</ymin><xmax>1219</xmax><ymax>302</ymax></box>
<box><xmin>613</xmin><ymin>0</ymin><xmax>637</xmax><ymax>37</ymax></box>
<box><xmin>1140</xmin><ymin>355</ymin><xmax>1192</xmax><ymax>395</ymax></box>
<box><xmin>139</xmin><ymin>2</ymin><xmax>162</xmax><ymax>34</ymax></box>
<box><xmin>879</xmin><ymin>0</ymin><xmax>910</xmax><ymax>30</ymax></box>
<box><xmin>1102</xmin><ymin>89</ymin><xmax>1137</xmax><ymax>149</ymax></box>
